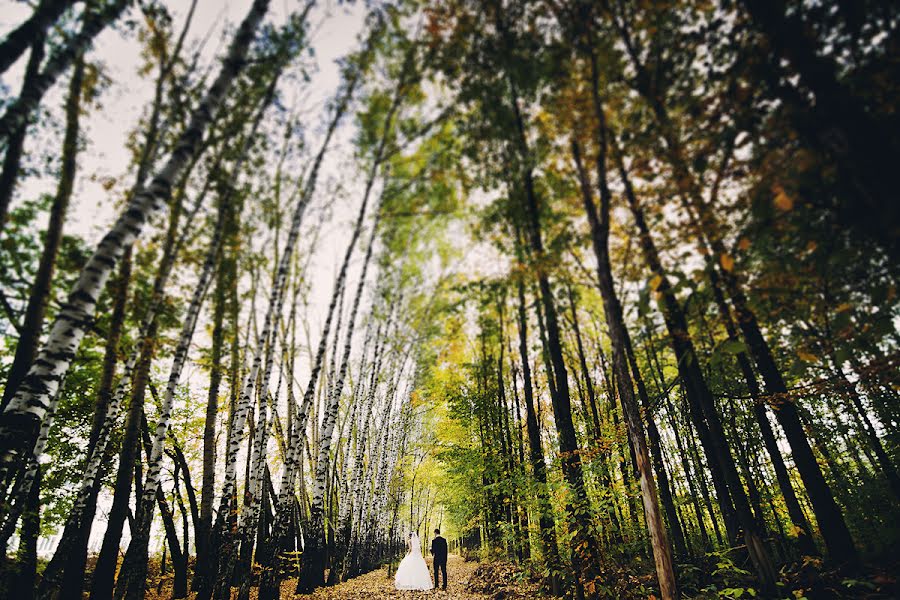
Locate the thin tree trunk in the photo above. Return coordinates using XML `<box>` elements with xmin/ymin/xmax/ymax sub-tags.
<box><xmin>570</xmin><ymin>96</ymin><xmax>677</xmax><ymax>596</ymax></box>
<box><xmin>515</xmin><ymin>275</ymin><xmax>562</xmax><ymax>595</ymax></box>
<box><xmin>566</xmin><ymin>284</ymin><xmax>602</xmax><ymax>441</ymax></box>
<box><xmin>0</xmin><ymin>31</ymin><xmax>45</xmax><ymax>241</ymax></box>
<box><xmin>625</xmin><ymin>330</ymin><xmax>687</xmax><ymax>558</ymax></box>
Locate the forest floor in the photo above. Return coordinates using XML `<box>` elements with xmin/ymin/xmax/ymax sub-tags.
<box><xmin>280</xmin><ymin>555</ymin><xmax>537</xmax><ymax>600</ymax></box>
<box><xmin>142</xmin><ymin>554</ymin><xmax>539</xmax><ymax>600</ymax></box>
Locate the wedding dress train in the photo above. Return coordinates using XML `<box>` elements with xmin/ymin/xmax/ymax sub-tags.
<box><xmin>394</xmin><ymin>532</ymin><xmax>434</xmax><ymax>591</ymax></box>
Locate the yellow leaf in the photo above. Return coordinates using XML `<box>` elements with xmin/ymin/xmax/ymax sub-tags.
<box><xmin>720</xmin><ymin>253</ymin><xmax>735</xmax><ymax>272</ymax></box>
<box><xmin>649</xmin><ymin>274</ymin><xmax>663</xmax><ymax>291</ymax></box>
<box><xmin>738</xmin><ymin>237</ymin><xmax>751</xmax><ymax>251</ymax></box>
<box><xmin>797</xmin><ymin>350</ymin><xmax>817</xmax><ymax>363</ymax></box>
<box><xmin>835</xmin><ymin>303</ymin><xmax>852</xmax><ymax>313</ymax></box>
<box><xmin>773</xmin><ymin>184</ymin><xmax>794</xmax><ymax>211</ymax></box>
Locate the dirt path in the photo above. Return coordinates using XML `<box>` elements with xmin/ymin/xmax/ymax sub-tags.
<box><xmin>285</xmin><ymin>555</ymin><xmax>485</xmax><ymax>599</ymax></box>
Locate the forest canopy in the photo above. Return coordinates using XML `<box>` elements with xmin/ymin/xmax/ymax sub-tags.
<box><xmin>0</xmin><ymin>0</ymin><xmax>898</xmax><ymax>599</ymax></box>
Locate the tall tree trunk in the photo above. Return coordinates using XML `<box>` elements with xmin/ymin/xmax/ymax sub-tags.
<box><xmin>0</xmin><ymin>31</ymin><xmax>45</xmax><ymax>242</ymax></box>
<box><xmin>52</xmin><ymin>8</ymin><xmax>195</xmax><ymax>579</ymax></box>
<box><xmin>2</xmin><ymin>50</ymin><xmax>84</xmax><ymax>407</ymax></box>
<box><xmin>515</xmin><ymin>275</ymin><xmax>562</xmax><ymax>595</ymax></box>
<box><xmin>570</xmin><ymin>134</ymin><xmax>677</xmax><ymax>598</ymax></box>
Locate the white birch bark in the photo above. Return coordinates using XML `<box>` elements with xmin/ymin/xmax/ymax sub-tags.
<box><xmin>0</xmin><ymin>374</ymin><xmax>64</xmax><ymax>549</ymax></box>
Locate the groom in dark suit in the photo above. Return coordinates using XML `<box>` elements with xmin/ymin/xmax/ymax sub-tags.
<box><xmin>430</xmin><ymin>528</ymin><xmax>448</xmax><ymax>590</ymax></box>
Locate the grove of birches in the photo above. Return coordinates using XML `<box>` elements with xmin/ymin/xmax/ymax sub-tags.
<box><xmin>0</xmin><ymin>0</ymin><xmax>897</xmax><ymax>599</ymax></box>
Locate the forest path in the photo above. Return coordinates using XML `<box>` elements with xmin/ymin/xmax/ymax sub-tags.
<box><xmin>285</xmin><ymin>555</ymin><xmax>485</xmax><ymax>599</ymax></box>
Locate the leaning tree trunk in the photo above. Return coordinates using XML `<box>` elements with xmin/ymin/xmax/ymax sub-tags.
<box><xmin>234</xmin><ymin>393</ymin><xmax>272</xmax><ymax>600</ymax></box>
<box><xmin>55</xmin><ymin>244</ymin><xmax>131</xmax><ymax>598</ymax></box>
<box><xmin>514</xmin><ymin>273</ymin><xmax>562</xmax><ymax>595</ymax></box>
<box><xmin>0</xmin><ymin>0</ymin><xmax>271</xmax><ymax>472</ymax></box>
<box><xmin>90</xmin><ymin>148</ymin><xmax>203</xmax><ymax>600</ymax></box>
<box><xmin>0</xmin><ymin>31</ymin><xmax>45</xmax><ymax>243</ymax></box>
<box><xmin>570</xmin><ymin>137</ymin><xmax>677</xmax><ymax>600</ymax></box>
<box><xmin>10</xmin><ymin>463</ymin><xmax>41</xmax><ymax>600</ymax></box>
<box><xmin>624</xmin><ymin>327</ymin><xmax>688</xmax><ymax>559</ymax></box>
<box><xmin>0</xmin><ymin>0</ymin><xmax>75</xmax><ymax>76</ymax></box>
<box><xmin>2</xmin><ymin>50</ymin><xmax>84</xmax><ymax>407</ymax></box>
<box><xmin>297</xmin><ymin>41</ymin><xmax>406</xmax><ymax>592</ymax></box>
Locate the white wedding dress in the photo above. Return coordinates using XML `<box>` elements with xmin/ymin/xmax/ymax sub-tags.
<box><xmin>394</xmin><ymin>532</ymin><xmax>434</xmax><ymax>591</ymax></box>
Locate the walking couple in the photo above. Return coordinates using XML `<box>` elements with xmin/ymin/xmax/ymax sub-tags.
<box><xmin>394</xmin><ymin>528</ymin><xmax>448</xmax><ymax>591</ymax></box>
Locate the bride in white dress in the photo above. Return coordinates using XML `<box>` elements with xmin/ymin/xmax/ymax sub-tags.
<box><xmin>394</xmin><ymin>532</ymin><xmax>434</xmax><ymax>591</ymax></box>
